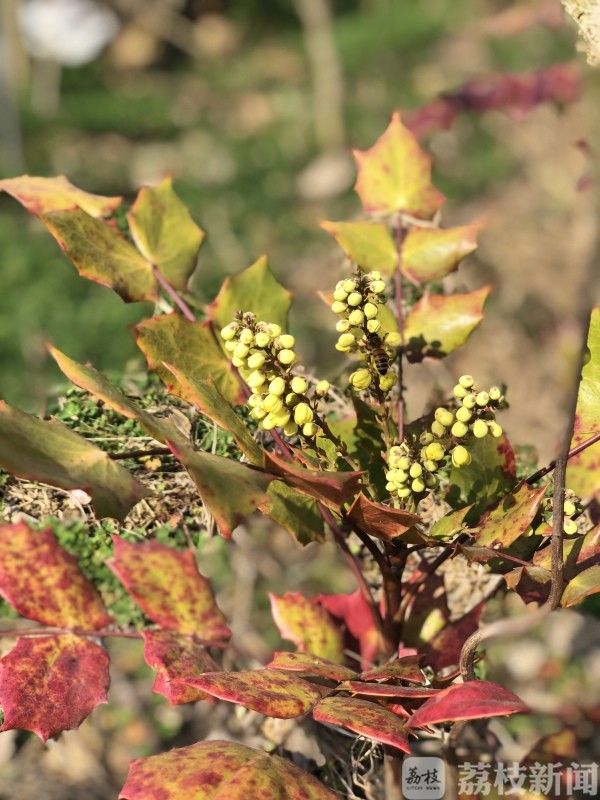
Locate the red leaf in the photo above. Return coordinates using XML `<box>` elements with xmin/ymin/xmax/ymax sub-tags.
<box><xmin>108</xmin><ymin>538</ymin><xmax>230</xmax><ymax>639</ymax></box>
<box><xmin>120</xmin><ymin>740</ymin><xmax>338</xmax><ymax>799</ymax></box>
<box><xmin>422</xmin><ymin>602</ymin><xmax>486</xmax><ymax>673</ymax></box>
<box><xmin>267</xmin><ymin>651</ymin><xmax>357</xmax><ymax>682</ymax></box>
<box><xmin>0</xmin><ymin>635</ymin><xmax>109</xmax><ymax>741</ymax></box>
<box><xmin>0</xmin><ymin>523</ymin><xmax>111</xmax><ymax>628</ymax></box>
<box><xmin>407</xmin><ymin>681</ymin><xmax>529</xmax><ymax>728</ymax></box>
<box><xmin>313</xmin><ymin>696</ymin><xmax>410</xmax><ymax>752</ymax></box>
<box><xmin>269</xmin><ymin>592</ymin><xmax>344</xmax><ymax>663</ymax></box>
<box><xmin>319</xmin><ymin>589</ymin><xmax>382</xmax><ymax>669</ymax></box>
<box><xmin>360</xmin><ymin>655</ymin><xmax>426</xmax><ymax>684</ymax></box>
<box><xmin>141</xmin><ymin>630</ymin><xmax>221</xmax><ymax>705</ymax></box>
<box><xmin>339</xmin><ymin>681</ymin><xmax>440</xmax><ymax>699</ymax></box>
<box><xmin>347</xmin><ymin>492</ymin><xmax>425</xmax><ymax>544</ymax></box>
<box><xmin>173</xmin><ymin>669</ymin><xmax>323</xmax><ymax>719</ymax></box>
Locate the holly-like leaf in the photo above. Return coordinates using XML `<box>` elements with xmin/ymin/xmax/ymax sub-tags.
<box><xmin>108</xmin><ymin>537</ymin><xmax>230</xmax><ymax>639</ymax></box>
<box><xmin>347</xmin><ymin>492</ymin><xmax>425</xmax><ymax>544</ymax></box>
<box><xmin>321</xmin><ymin>220</ymin><xmax>397</xmax><ymax>275</ymax></box>
<box><xmin>567</xmin><ymin>306</ymin><xmax>600</xmax><ymax>497</ymax></box>
<box><xmin>269</xmin><ymin>592</ymin><xmax>345</xmax><ymax>663</ymax></box>
<box><xmin>260</xmin><ymin>481</ymin><xmax>325</xmax><ymax>545</ymax></box>
<box><xmin>174</xmin><ymin>669</ymin><xmax>323</xmax><ymax>718</ymax></box>
<box><xmin>134</xmin><ymin>313</ymin><xmax>244</xmax><ymax>406</ymax></box>
<box><xmin>0</xmin><ymin>523</ymin><xmax>112</xmax><ymax>628</ymax></box>
<box><xmin>402</xmin><ymin>223</ymin><xmax>481</xmax><ymax>283</ymax></box>
<box><xmin>164</xmin><ymin>367</ymin><xmax>262</xmax><ymax>465</ymax></box>
<box><xmin>141</xmin><ymin>630</ymin><xmax>220</xmax><ymax>705</ymax></box>
<box><xmin>560</xmin><ymin>565</ymin><xmax>600</xmax><ymax>607</ymax></box>
<box><xmin>0</xmin><ymin>635</ymin><xmax>109</xmax><ymax>741</ymax></box>
<box><xmin>263</xmin><ymin>450</ymin><xmax>363</xmax><ymax>510</ymax></box>
<box><xmin>167</xmin><ymin>439</ymin><xmax>272</xmax><ymax>538</ymax></box>
<box><xmin>267</xmin><ymin>651</ymin><xmax>357</xmax><ymax>682</ymax></box>
<box><xmin>128</xmin><ymin>177</ymin><xmax>204</xmax><ymax>290</ymax></box>
<box><xmin>41</xmin><ymin>208</ymin><xmax>157</xmax><ymax>302</ymax></box>
<box><xmin>0</xmin><ymin>174</ymin><xmax>122</xmax><ymax>217</ymax></box>
<box><xmin>404</xmin><ymin>286</ymin><xmax>491</xmax><ymax>362</ymax></box>
<box><xmin>320</xmin><ymin>589</ymin><xmax>382</xmax><ymax>670</ymax></box>
<box><xmin>360</xmin><ymin>655</ymin><xmax>426</xmax><ymax>684</ymax></box>
<box><xmin>429</xmin><ymin>505</ymin><xmax>473</xmax><ymax>539</ymax></box>
<box><xmin>120</xmin><ymin>740</ymin><xmax>339</xmax><ymax>800</ymax></box>
<box><xmin>474</xmin><ymin>483</ymin><xmax>547</xmax><ymax>548</ymax></box>
<box><xmin>313</xmin><ymin>696</ymin><xmax>410</xmax><ymax>752</ymax></box>
<box><xmin>447</xmin><ymin>434</ymin><xmax>516</xmax><ymax>513</ymax></box>
<box><xmin>207</xmin><ymin>255</ymin><xmax>292</xmax><ymax>334</ymax></box>
<box><xmin>353</xmin><ymin>111</ymin><xmax>445</xmax><ymax>219</ymax></box>
<box><xmin>0</xmin><ymin>401</ymin><xmax>150</xmax><ymax>521</ymax></box>
<box><xmin>339</xmin><ymin>681</ymin><xmax>439</xmax><ymax>699</ymax></box>
<box><xmin>407</xmin><ymin>681</ymin><xmax>529</xmax><ymax>728</ymax></box>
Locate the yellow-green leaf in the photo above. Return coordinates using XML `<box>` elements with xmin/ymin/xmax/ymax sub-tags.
<box><xmin>0</xmin><ymin>174</ymin><xmax>121</xmax><ymax>217</ymax></box>
<box><xmin>321</xmin><ymin>220</ymin><xmax>397</xmax><ymax>275</ymax></box>
<box><xmin>402</xmin><ymin>222</ymin><xmax>481</xmax><ymax>283</ymax></box>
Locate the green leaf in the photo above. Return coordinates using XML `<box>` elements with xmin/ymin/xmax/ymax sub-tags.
<box><xmin>260</xmin><ymin>481</ymin><xmax>325</xmax><ymax>545</ymax></box>
<box><xmin>134</xmin><ymin>313</ymin><xmax>244</xmax><ymax>406</ymax></box>
<box><xmin>447</xmin><ymin>434</ymin><xmax>516</xmax><ymax>514</ymax></box>
<box><xmin>41</xmin><ymin>208</ymin><xmax>157</xmax><ymax>303</ymax></box>
<box><xmin>474</xmin><ymin>483</ymin><xmax>547</xmax><ymax>548</ymax></box>
<box><xmin>404</xmin><ymin>286</ymin><xmax>491</xmax><ymax>362</ymax></box>
<box><xmin>561</xmin><ymin>565</ymin><xmax>600</xmax><ymax>607</ymax></box>
<box><xmin>429</xmin><ymin>505</ymin><xmax>473</xmax><ymax>539</ymax></box>
<box><xmin>353</xmin><ymin>111</ymin><xmax>445</xmax><ymax>219</ymax></box>
<box><xmin>0</xmin><ymin>174</ymin><xmax>122</xmax><ymax>217</ymax></box>
<box><xmin>0</xmin><ymin>401</ymin><xmax>150</xmax><ymax>521</ymax></box>
<box><xmin>207</xmin><ymin>255</ymin><xmax>292</xmax><ymax>333</ymax></box>
<box><xmin>567</xmin><ymin>305</ymin><xmax>600</xmax><ymax>497</ymax></box>
<box><xmin>128</xmin><ymin>177</ymin><xmax>205</xmax><ymax>290</ymax></box>
<box><xmin>402</xmin><ymin>222</ymin><xmax>481</xmax><ymax>283</ymax></box>
<box><xmin>269</xmin><ymin>592</ymin><xmax>345</xmax><ymax>663</ymax></box>
<box><xmin>321</xmin><ymin>220</ymin><xmax>397</xmax><ymax>275</ymax></box>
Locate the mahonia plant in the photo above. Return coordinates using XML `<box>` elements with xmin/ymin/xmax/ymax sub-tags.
<box><xmin>0</xmin><ymin>111</ymin><xmax>598</xmax><ymax>800</ymax></box>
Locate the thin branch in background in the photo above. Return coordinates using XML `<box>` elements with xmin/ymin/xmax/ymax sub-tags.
<box><xmin>394</xmin><ymin>219</ymin><xmax>406</xmax><ymax>444</ymax></box>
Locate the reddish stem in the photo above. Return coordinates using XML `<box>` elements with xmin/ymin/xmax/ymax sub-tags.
<box><xmin>152</xmin><ymin>265</ymin><xmax>196</xmax><ymax>321</ymax></box>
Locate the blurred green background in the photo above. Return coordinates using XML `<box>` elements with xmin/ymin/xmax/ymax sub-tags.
<box><xmin>0</xmin><ymin>0</ymin><xmax>594</xmax><ymax>463</ymax></box>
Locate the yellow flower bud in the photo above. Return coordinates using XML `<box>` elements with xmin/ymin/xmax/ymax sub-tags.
<box><xmin>263</xmin><ymin>394</ymin><xmax>284</xmax><ymax>414</ymax></box>
<box><xmin>247</xmin><ymin>393</ymin><xmax>263</xmax><ymax>408</ymax></box>
<box><xmin>347</xmin><ymin>291</ymin><xmax>363</xmax><ymax>307</ymax></box>
<box><xmin>476</xmin><ymin>391</ymin><xmax>490</xmax><ymax>407</ymax></box>
<box><xmin>451</xmin><ymin>445</ymin><xmax>472</xmax><ymax>468</ymax></box>
<box><xmin>268</xmin><ymin>377</ymin><xmax>286</xmax><ymax>396</ymax></box>
<box><xmin>247</xmin><ymin>352</ymin><xmax>266</xmax><ymax>369</ymax></box>
<box><xmin>431</xmin><ymin>420</ymin><xmax>446</xmax><ymax>438</ymax></box>
<box><xmin>384</xmin><ymin>331</ymin><xmax>402</xmax><ymax>348</ymax></box>
<box><xmin>435</xmin><ymin>408</ymin><xmax>455</xmax><ymax>428</ymax></box>
<box><xmin>459</xmin><ymin>375</ymin><xmax>474</xmax><ymax>389</ymax></box>
<box><xmin>409</xmin><ymin>462</ymin><xmax>423</xmax><ymax>478</ymax></box>
<box><xmin>302</xmin><ymin>422</ymin><xmax>318</xmax><ymax>437</ymax></box>
<box><xmin>255</xmin><ymin>332</ymin><xmax>271</xmax><ymax>348</ymax></box>
<box><xmin>261</xmin><ymin>414</ymin><xmax>277</xmax><ymax>430</ymax></box>
<box><xmin>379</xmin><ymin>372</ymin><xmax>397</xmax><ymax>392</ymax></box>
<box><xmin>453</xmin><ymin>384</ymin><xmax>468</xmax><ymax>399</ymax></box>
<box><xmin>266</xmin><ymin>323</ymin><xmax>282</xmax><ymax>338</ymax></box>
<box><xmin>276</xmin><ymin>334</ymin><xmax>295</xmax><ymax>349</ymax></box>
<box><xmin>348</xmin><ymin>309</ymin><xmax>365</xmax><ymax>326</ymax></box>
<box><xmin>364</xmin><ymin>302</ymin><xmax>378</xmax><ymax>319</ymax></box>
<box><xmin>294</xmin><ymin>402</ymin><xmax>314</xmax><ymax>425</ymax></box>
<box><xmin>420</xmin><ymin>432</ymin><xmax>434</xmax><ymax>445</ymax></box>
<box><xmin>233</xmin><ymin>342</ymin><xmax>250</xmax><ymax>360</ymax></box>
<box><xmin>331</xmin><ymin>301</ymin><xmax>347</xmax><ymax>315</ymax></box>
<box><xmin>250</xmin><ymin>407</ymin><xmax>267</xmax><ymax>420</ymax></box>
<box><xmin>425</xmin><ymin>442</ymin><xmax>446</xmax><ymax>461</ymax></box>
<box><xmin>231</xmin><ymin>355</ymin><xmax>247</xmax><ymax>368</ymax></box>
<box><xmin>455</xmin><ymin>407</ymin><xmax>472</xmax><ymax>423</ymax></box>
<box><xmin>285</xmin><ymin>392</ymin><xmax>301</xmax><ymax>408</ymax></box>
<box><xmin>271</xmin><ymin>409</ymin><xmax>291</xmax><ymax>427</ymax></box>
<box><xmin>412</xmin><ymin>478</ymin><xmax>425</xmax><ymax>493</ymax></box>
<box><xmin>220</xmin><ymin>323</ymin><xmax>238</xmax><ymax>341</ymax></box>
<box><xmin>315</xmin><ymin>380</ymin><xmax>330</xmax><ymax>396</ymax></box>
<box><xmin>278</xmin><ymin>349</ymin><xmax>296</xmax><ymax>365</ymax></box>
<box><xmin>564</xmin><ymin>519</ymin><xmax>578</xmax><ymax>535</ymax></box>
<box><xmin>423</xmin><ymin>460</ymin><xmax>438</xmax><ymax>473</ymax></box>
<box><xmin>349</xmin><ymin>369</ymin><xmax>372</xmax><ymax>390</ymax></box>
<box><xmin>369</xmin><ymin>279</ymin><xmax>386</xmax><ymax>294</ymax></box>
<box><xmin>246</xmin><ymin>370</ymin><xmax>267</xmax><ymax>389</ymax></box>
<box><xmin>290</xmin><ymin>376</ymin><xmax>308</xmax><ymax>394</ymax></box>
<box><xmin>337</xmin><ymin>332</ymin><xmax>356</xmax><ymax>349</ymax></box>
<box><xmin>343</xmin><ymin>279</ymin><xmax>357</xmax><ymax>293</ymax></box>
<box><xmin>366</xmin><ymin>318</ymin><xmax>381</xmax><ymax>334</ymax></box>
<box><xmin>333</xmin><ymin>287</ymin><xmax>348</xmax><ymax>301</ymax></box>
<box><xmin>462</xmin><ymin>393</ymin><xmax>477</xmax><ymax>409</ymax></box>
<box><xmin>451</xmin><ymin>421</ymin><xmax>469</xmax><ymax>438</ymax></box>
<box><xmin>368</xmin><ymin>271</ymin><xmax>381</xmax><ymax>281</ymax></box>
<box><xmin>397</xmin><ymin>487</ymin><xmax>411</xmax><ymax>498</ymax></box>
<box><xmin>489</xmin><ymin>386</ymin><xmax>502</xmax><ymax>402</ymax></box>
<box><xmin>488</xmin><ymin>421</ymin><xmax>503</xmax><ymax>438</ymax></box>
<box><xmin>472</xmin><ymin>419</ymin><xmax>489</xmax><ymax>438</ymax></box>
<box><xmin>336</xmin><ymin>319</ymin><xmax>350</xmax><ymax>332</ymax></box>
<box><xmin>224</xmin><ymin>340</ymin><xmax>237</xmax><ymax>352</ymax></box>
<box><xmin>283</xmin><ymin>420</ymin><xmax>299</xmax><ymax>436</ymax></box>
<box><xmin>239</xmin><ymin>328</ymin><xmax>255</xmax><ymax>345</ymax></box>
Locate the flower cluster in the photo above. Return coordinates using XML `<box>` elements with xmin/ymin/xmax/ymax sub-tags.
<box><xmin>220</xmin><ymin>312</ymin><xmax>329</xmax><ymax>438</ymax></box>
<box><xmin>329</xmin><ymin>271</ymin><xmax>400</xmax><ymax>393</ymax></box>
<box><xmin>385</xmin><ymin>374</ymin><xmax>505</xmax><ymax>506</ymax></box>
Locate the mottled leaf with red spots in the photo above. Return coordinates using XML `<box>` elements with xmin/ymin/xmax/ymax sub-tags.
<box><xmin>269</xmin><ymin>592</ymin><xmax>345</xmax><ymax>663</ymax></box>
<box><xmin>347</xmin><ymin>492</ymin><xmax>425</xmax><ymax>543</ymax></box>
<box><xmin>267</xmin><ymin>651</ymin><xmax>357</xmax><ymax>682</ymax></box>
<box><xmin>120</xmin><ymin>740</ymin><xmax>338</xmax><ymax>799</ymax></box>
<box><xmin>474</xmin><ymin>482</ymin><xmax>547</xmax><ymax>548</ymax></box>
<box><xmin>0</xmin><ymin>174</ymin><xmax>121</xmax><ymax>216</ymax></box>
<box><xmin>108</xmin><ymin>538</ymin><xmax>230</xmax><ymax>640</ymax></box>
<box><xmin>0</xmin><ymin>635</ymin><xmax>109</xmax><ymax>741</ymax></box>
<box><xmin>407</xmin><ymin>681</ymin><xmax>529</xmax><ymax>728</ymax></box>
<box><xmin>313</xmin><ymin>696</ymin><xmax>410</xmax><ymax>752</ymax></box>
<box><xmin>339</xmin><ymin>681</ymin><xmax>439</xmax><ymax>699</ymax></box>
<box><xmin>360</xmin><ymin>655</ymin><xmax>426</xmax><ymax>684</ymax></box>
<box><xmin>0</xmin><ymin>523</ymin><xmax>111</xmax><ymax>627</ymax></box>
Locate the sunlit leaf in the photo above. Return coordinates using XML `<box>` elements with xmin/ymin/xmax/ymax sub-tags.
<box><xmin>269</xmin><ymin>592</ymin><xmax>345</xmax><ymax>663</ymax></box>
<box><xmin>360</xmin><ymin>655</ymin><xmax>426</xmax><ymax>684</ymax></box>
<box><xmin>474</xmin><ymin>483</ymin><xmax>547</xmax><ymax>548</ymax></box>
<box><xmin>267</xmin><ymin>651</ymin><xmax>357</xmax><ymax>682</ymax></box>
<box><xmin>429</xmin><ymin>505</ymin><xmax>472</xmax><ymax>539</ymax></box>
<box><xmin>407</xmin><ymin>681</ymin><xmax>529</xmax><ymax>728</ymax></box>
<box><xmin>128</xmin><ymin>177</ymin><xmax>205</xmax><ymax>290</ymax></box>
<box><xmin>41</xmin><ymin>208</ymin><xmax>157</xmax><ymax>302</ymax></box>
<box><xmin>353</xmin><ymin>111</ymin><xmax>445</xmax><ymax>219</ymax></box>
<box><xmin>347</xmin><ymin>492</ymin><xmax>425</xmax><ymax>543</ymax></box>
<box><xmin>0</xmin><ymin>401</ymin><xmax>150</xmax><ymax>521</ymax></box>
<box><xmin>321</xmin><ymin>220</ymin><xmax>397</xmax><ymax>274</ymax></box>
<box><xmin>0</xmin><ymin>174</ymin><xmax>121</xmax><ymax>217</ymax></box>
<box><xmin>0</xmin><ymin>635</ymin><xmax>109</xmax><ymax>742</ymax></box>
<box><xmin>0</xmin><ymin>523</ymin><xmax>111</xmax><ymax>628</ymax></box>
<box><xmin>561</xmin><ymin>565</ymin><xmax>600</xmax><ymax>607</ymax></box>
<box><xmin>260</xmin><ymin>481</ymin><xmax>325</xmax><ymax>545</ymax></box>
<box><xmin>141</xmin><ymin>630</ymin><xmax>220</xmax><ymax>705</ymax></box>
<box><xmin>447</xmin><ymin>434</ymin><xmax>516</xmax><ymax>513</ymax></box>
<box><xmin>320</xmin><ymin>590</ymin><xmax>382</xmax><ymax>670</ymax></box>
<box><xmin>134</xmin><ymin>313</ymin><xmax>244</xmax><ymax>406</ymax></box>
<box><xmin>567</xmin><ymin>306</ymin><xmax>600</xmax><ymax>497</ymax></box>
<box><xmin>207</xmin><ymin>255</ymin><xmax>292</xmax><ymax>334</ymax></box>
<box><xmin>313</xmin><ymin>696</ymin><xmax>410</xmax><ymax>752</ymax></box>
<box><xmin>120</xmin><ymin>740</ymin><xmax>338</xmax><ymax>800</ymax></box>
<box><xmin>404</xmin><ymin>286</ymin><xmax>491</xmax><ymax>362</ymax></box>
<box><xmin>339</xmin><ymin>681</ymin><xmax>439</xmax><ymax>699</ymax></box>
<box><xmin>174</xmin><ymin>669</ymin><xmax>323</xmax><ymax>718</ymax></box>
<box><xmin>402</xmin><ymin>222</ymin><xmax>481</xmax><ymax>283</ymax></box>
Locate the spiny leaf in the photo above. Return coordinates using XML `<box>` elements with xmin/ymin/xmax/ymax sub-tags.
<box><xmin>141</xmin><ymin>630</ymin><xmax>221</xmax><ymax>705</ymax></box>
<box><xmin>429</xmin><ymin>505</ymin><xmax>473</xmax><ymax>539</ymax></box>
<box><xmin>128</xmin><ymin>177</ymin><xmax>205</xmax><ymax>290</ymax></box>
<box><xmin>407</xmin><ymin>681</ymin><xmax>529</xmax><ymax>728</ymax></box>
<box><xmin>561</xmin><ymin>565</ymin><xmax>600</xmax><ymax>607</ymax></box>
<box><xmin>404</xmin><ymin>286</ymin><xmax>491</xmax><ymax>362</ymax></box>
<box><xmin>474</xmin><ymin>482</ymin><xmax>547</xmax><ymax>548</ymax></box>
<box><xmin>0</xmin><ymin>523</ymin><xmax>112</xmax><ymax>628</ymax></box>
<box><xmin>402</xmin><ymin>222</ymin><xmax>482</xmax><ymax>283</ymax></box>
<box><xmin>567</xmin><ymin>305</ymin><xmax>600</xmax><ymax>498</ymax></box>
<box><xmin>353</xmin><ymin>111</ymin><xmax>445</xmax><ymax>219</ymax></box>
<box><xmin>120</xmin><ymin>740</ymin><xmax>339</xmax><ymax>800</ymax></box>
<box><xmin>0</xmin><ymin>401</ymin><xmax>151</xmax><ymax>521</ymax></box>
<box><xmin>313</xmin><ymin>696</ymin><xmax>410</xmax><ymax>752</ymax></box>
<box><xmin>207</xmin><ymin>255</ymin><xmax>292</xmax><ymax>334</ymax></box>
<box><xmin>267</xmin><ymin>651</ymin><xmax>357</xmax><ymax>682</ymax></box>
<box><xmin>41</xmin><ymin>208</ymin><xmax>157</xmax><ymax>302</ymax></box>
<box><xmin>269</xmin><ymin>592</ymin><xmax>345</xmax><ymax>663</ymax></box>
<box><xmin>0</xmin><ymin>174</ymin><xmax>121</xmax><ymax>217</ymax></box>
<box><xmin>0</xmin><ymin>635</ymin><xmax>109</xmax><ymax>742</ymax></box>
<box><xmin>321</xmin><ymin>220</ymin><xmax>397</xmax><ymax>274</ymax></box>
<box><xmin>108</xmin><ymin>537</ymin><xmax>230</xmax><ymax>639</ymax></box>
<box><xmin>134</xmin><ymin>313</ymin><xmax>244</xmax><ymax>406</ymax></box>
<box><xmin>260</xmin><ymin>481</ymin><xmax>325</xmax><ymax>545</ymax></box>
<box><xmin>173</xmin><ymin>669</ymin><xmax>323</xmax><ymax>719</ymax></box>
<box><xmin>347</xmin><ymin>492</ymin><xmax>425</xmax><ymax>543</ymax></box>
